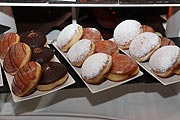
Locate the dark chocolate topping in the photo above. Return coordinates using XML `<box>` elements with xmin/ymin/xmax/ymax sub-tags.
<box><xmin>31</xmin><ymin>47</ymin><xmax>54</xmax><ymax>64</ymax></box>
<box><xmin>39</xmin><ymin>62</ymin><xmax>67</xmax><ymax>85</ymax></box>
<box><xmin>20</xmin><ymin>30</ymin><xmax>47</xmax><ymax>49</ymax></box>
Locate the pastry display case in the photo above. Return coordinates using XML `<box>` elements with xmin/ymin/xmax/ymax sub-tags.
<box><xmin>1</xmin><ymin>1</ymin><xmax>180</xmax><ymax>119</ymax></box>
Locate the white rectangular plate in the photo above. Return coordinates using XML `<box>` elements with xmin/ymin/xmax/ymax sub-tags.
<box><xmin>53</xmin><ymin>42</ymin><xmax>143</xmax><ymax>93</ymax></box>
<box><xmin>0</xmin><ymin>48</ymin><xmax>75</xmax><ymax>102</ymax></box>
<box><xmin>120</xmin><ymin>48</ymin><xmax>180</xmax><ymax>85</ymax></box>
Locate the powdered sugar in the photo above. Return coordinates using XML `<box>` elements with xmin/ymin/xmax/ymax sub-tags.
<box><xmin>81</xmin><ymin>53</ymin><xmax>109</xmax><ymax>80</ymax></box>
<box><xmin>67</xmin><ymin>39</ymin><xmax>92</xmax><ymax>64</ymax></box>
<box><xmin>149</xmin><ymin>46</ymin><xmax>180</xmax><ymax>73</ymax></box>
<box><xmin>56</xmin><ymin>24</ymin><xmax>78</xmax><ymax>49</ymax></box>
<box><xmin>129</xmin><ymin>32</ymin><xmax>161</xmax><ymax>59</ymax></box>
<box><xmin>113</xmin><ymin>20</ymin><xmax>141</xmax><ymax>46</ymax></box>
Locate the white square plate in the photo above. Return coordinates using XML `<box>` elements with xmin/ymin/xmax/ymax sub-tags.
<box><xmin>0</xmin><ymin>47</ymin><xmax>75</xmax><ymax>102</ymax></box>
<box><xmin>53</xmin><ymin>42</ymin><xmax>143</xmax><ymax>93</ymax></box>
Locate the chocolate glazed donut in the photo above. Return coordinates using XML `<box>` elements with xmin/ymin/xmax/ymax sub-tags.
<box><xmin>37</xmin><ymin>62</ymin><xmax>69</xmax><ymax>91</ymax></box>
<box><xmin>20</xmin><ymin>30</ymin><xmax>47</xmax><ymax>49</ymax></box>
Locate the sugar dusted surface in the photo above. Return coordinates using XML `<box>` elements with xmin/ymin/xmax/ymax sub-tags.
<box><xmin>56</xmin><ymin>24</ymin><xmax>77</xmax><ymax>49</ymax></box>
<box><xmin>81</xmin><ymin>53</ymin><xmax>108</xmax><ymax>80</ymax></box>
<box><xmin>67</xmin><ymin>39</ymin><xmax>92</xmax><ymax>64</ymax></box>
<box><xmin>129</xmin><ymin>32</ymin><xmax>161</xmax><ymax>59</ymax></box>
<box><xmin>113</xmin><ymin>20</ymin><xmax>141</xmax><ymax>46</ymax></box>
<box><xmin>149</xmin><ymin>46</ymin><xmax>180</xmax><ymax>73</ymax></box>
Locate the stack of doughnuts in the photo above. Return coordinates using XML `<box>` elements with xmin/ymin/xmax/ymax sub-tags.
<box><xmin>149</xmin><ymin>46</ymin><xmax>180</xmax><ymax>77</ymax></box>
<box><xmin>56</xmin><ymin>24</ymin><xmax>83</xmax><ymax>52</ymax></box>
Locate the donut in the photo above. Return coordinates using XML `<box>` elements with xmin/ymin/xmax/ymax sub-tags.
<box><xmin>107</xmin><ymin>54</ymin><xmax>139</xmax><ymax>81</ymax></box>
<box><xmin>56</xmin><ymin>24</ymin><xmax>83</xmax><ymax>52</ymax></box>
<box><xmin>149</xmin><ymin>46</ymin><xmax>180</xmax><ymax>77</ymax></box>
<box><xmin>3</xmin><ymin>42</ymin><xmax>32</xmax><ymax>75</ymax></box>
<box><xmin>141</xmin><ymin>25</ymin><xmax>155</xmax><ymax>33</ymax></box>
<box><xmin>0</xmin><ymin>32</ymin><xmax>20</xmax><ymax>59</ymax></box>
<box><xmin>129</xmin><ymin>32</ymin><xmax>161</xmax><ymax>62</ymax></box>
<box><xmin>20</xmin><ymin>30</ymin><xmax>47</xmax><ymax>49</ymax></box>
<box><xmin>12</xmin><ymin>61</ymin><xmax>42</xmax><ymax>97</ymax></box>
<box><xmin>113</xmin><ymin>20</ymin><xmax>142</xmax><ymax>49</ymax></box>
<box><xmin>160</xmin><ymin>37</ymin><xmax>176</xmax><ymax>47</ymax></box>
<box><xmin>37</xmin><ymin>62</ymin><xmax>68</xmax><ymax>91</ymax></box>
<box><xmin>81</xmin><ymin>27</ymin><xmax>102</xmax><ymax>43</ymax></box>
<box><xmin>67</xmin><ymin>39</ymin><xmax>95</xmax><ymax>67</ymax></box>
<box><xmin>81</xmin><ymin>53</ymin><xmax>112</xmax><ymax>85</ymax></box>
<box><xmin>31</xmin><ymin>47</ymin><xmax>54</xmax><ymax>65</ymax></box>
<box><xmin>95</xmin><ymin>40</ymin><xmax>119</xmax><ymax>55</ymax></box>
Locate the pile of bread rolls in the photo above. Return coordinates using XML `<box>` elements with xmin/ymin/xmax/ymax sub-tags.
<box><xmin>56</xmin><ymin>23</ymin><xmax>140</xmax><ymax>85</ymax></box>
<box><xmin>0</xmin><ymin>30</ymin><xmax>69</xmax><ymax>97</ymax></box>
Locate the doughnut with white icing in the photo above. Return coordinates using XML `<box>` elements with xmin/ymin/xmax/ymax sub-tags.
<box><xmin>129</xmin><ymin>32</ymin><xmax>161</xmax><ymax>62</ymax></box>
<box><xmin>149</xmin><ymin>46</ymin><xmax>180</xmax><ymax>77</ymax></box>
<box><xmin>56</xmin><ymin>24</ymin><xmax>83</xmax><ymax>52</ymax></box>
<box><xmin>67</xmin><ymin>39</ymin><xmax>95</xmax><ymax>67</ymax></box>
<box><xmin>113</xmin><ymin>20</ymin><xmax>142</xmax><ymax>49</ymax></box>
<box><xmin>81</xmin><ymin>53</ymin><xmax>112</xmax><ymax>85</ymax></box>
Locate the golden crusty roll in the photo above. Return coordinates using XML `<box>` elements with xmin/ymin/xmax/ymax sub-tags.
<box><xmin>141</xmin><ymin>25</ymin><xmax>155</xmax><ymax>33</ymax></box>
<box><xmin>107</xmin><ymin>54</ymin><xmax>139</xmax><ymax>82</ymax></box>
<box><xmin>3</xmin><ymin>42</ymin><xmax>32</xmax><ymax>75</ymax></box>
<box><xmin>81</xmin><ymin>53</ymin><xmax>112</xmax><ymax>85</ymax></box>
<box><xmin>12</xmin><ymin>61</ymin><xmax>42</xmax><ymax>97</ymax></box>
<box><xmin>0</xmin><ymin>32</ymin><xmax>20</xmax><ymax>59</ymax></box>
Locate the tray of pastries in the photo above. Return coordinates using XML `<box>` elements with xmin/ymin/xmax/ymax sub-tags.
<box><xmin>112</xmin><ymin>19</ymin><xmax>180</xmax><ymax>85</ymax></box>
<box><xmin>53</xmin><ymin>23</ymin><xmax>143</xmax><ymax>93</ymax></box>
<box><xmin>0</xmin><ymin>31</ymin><xmax>75</xmax><ymax>102</ymax></box>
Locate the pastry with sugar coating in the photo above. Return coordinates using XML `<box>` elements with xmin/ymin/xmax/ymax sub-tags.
<box><xmin>67</xmin><ymin>39</ymin><xmax>95</xmax><ymax>67</ymax></box>
<box><xmin>3</xmin><ymin>42</ymin><xmax>32</xmax><ymax>75</ymax></box>
<box><xmin>12</xmin><ymin>61</ymin><xmax>42</xmax><ymax>97</ymax></box>
<box><xmin>57</xmin><ymin>24</ymin><xmax>83</xmax><ymax>52</ymax></box>
<box><xmin>129</xmin><ymin>32</ymin><xmax>161</xmax><ymax>62</ymax></box>
<box><xmin>113</xmin><ymin>19</ymin><xmax>142</xmax><ymax>49</ymax></box>
<box><xmin>107</xmin><ymin>54</ymin><xmax>139</xmax><ymax>82</ymax></box>
<box><xmin>0</xmin><ymin>32</ymin><xmax>20</xmax><ymax>59</ymax></box>
<box><xmin>149</xmin><ymin>46</ymin><xmax>180</xmax><ymax>77</ymax></box>
<box><xmin>81</xmin><ymin>53</ymin><xmax>112</xmax><ymax>85</ymax></box>
<box><xmin>81</xmin><ymin>27</ymin><xmax>102</xmax><ymax>43</ymax></box>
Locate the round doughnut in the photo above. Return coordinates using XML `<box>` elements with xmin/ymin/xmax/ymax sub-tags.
<box><xmin>81</xmin><ymin>53</ymin><xmax>112</xmax><ymax>85</ymax></box>
<box><xmin>160</xmin><ymin>37</ymin><xmax>176</xmax><ymax>47</ymax></box>
<box><xmin>67</xmin><ymin>39</ymin><xmax>95</xmax><ymax>67</ymax></box>
<box><xmin>81</xmin><ymin>27</ymin><xmax>102</xmax><ymax>43</ymax></box>
<box><xmin>113</xmin><ymin>19</ymin><xmax>142</xmax><ymax>49</ymax></box>
<box><xmin>0</xmin><ymin>32</ymin><xmax>20</xmax><ymax>59</ymax></box>
<box><xmin>141</xmin><ymin>25</ymin><xmax>155</xmax><ymax>33</ymax></box>
<box><xmin>56</xmin><ymin>24</ymin><xmax>83</xmax><ymax>52</ymax></box>
<box><xmin>20</xmin><ymin>30</ymin><xmax>47</xmax><ymax>49</ymax></box>
<box><xmin>37</xmin><ymin>62</ymin><xmax>68</xmax><ymax>91</ymax></box>
<box><xmin>149</xmin><ymin>46</ymin><xmax>180</xmax><ymax>77</ymax></box>
<box><xmin>95</xmin><ymin>40</ymin><xmax>119</xmax><ymax>55</ymax></box>
<box><xmin>12</xmin><ymin>61</ymin><xmax>42</xmax><ymax>97</ymax></box>
<box><xmin>3</xmin><ymin>42</ymin><xmax>32</xmax><ymax>75</ymax></box>
<box><xmin>107</xmin><ymin>54</ymin><xmax>139</xmax><ymax>81</ymax></box>
<box><xmin>129</xmin><ymin>32</ymin><xmax>161</xmax><ymax>62</ymax></box>
<box><xmin>31</xmin><ymin>47</ymin><xmax>54</xmax><ymax>65</ymax></box>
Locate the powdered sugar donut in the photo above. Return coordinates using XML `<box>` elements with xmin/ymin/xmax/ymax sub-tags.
<box><xmin>113</xmin><ymin>20</ymin><xmax>142</xmax><ymax>49</ymax></box>
<box><xmin>81</xmin><ymin>53</ymin><xmax>112</xmax><ymax>85</ymax></box>
<box><xmin>129</xmin><ymin>32</ymin><xmax>161</xmax><ymax>62</ymax></box>
<box><xmin>56</xmin><ymin>24</ymin><xmax>83</xmax><ymax>52</ymax></box>
<box><xmin>67</xmin><ymin>39</ymin><xmax>95</xmax><ymax>67</ymax></box>
<box><xmin>149</xmin><ymin>46</ymin><xmax>180</xmax><ymax>77</ymax></box>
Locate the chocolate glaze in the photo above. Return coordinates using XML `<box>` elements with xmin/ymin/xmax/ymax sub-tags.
<box><xmin>20</xmin><ymin>30</ymin><xmax>47</xmax><ymax>49</ymax></box>
<box><xmin>39</xmin><ymin>62</ymin><xmax>67</xmax><ymax>85</ymax></box>
<box><xmin>31</xmin><ymin>47</ymin><xmax>54</xmax><ymax>64</ymax></box>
